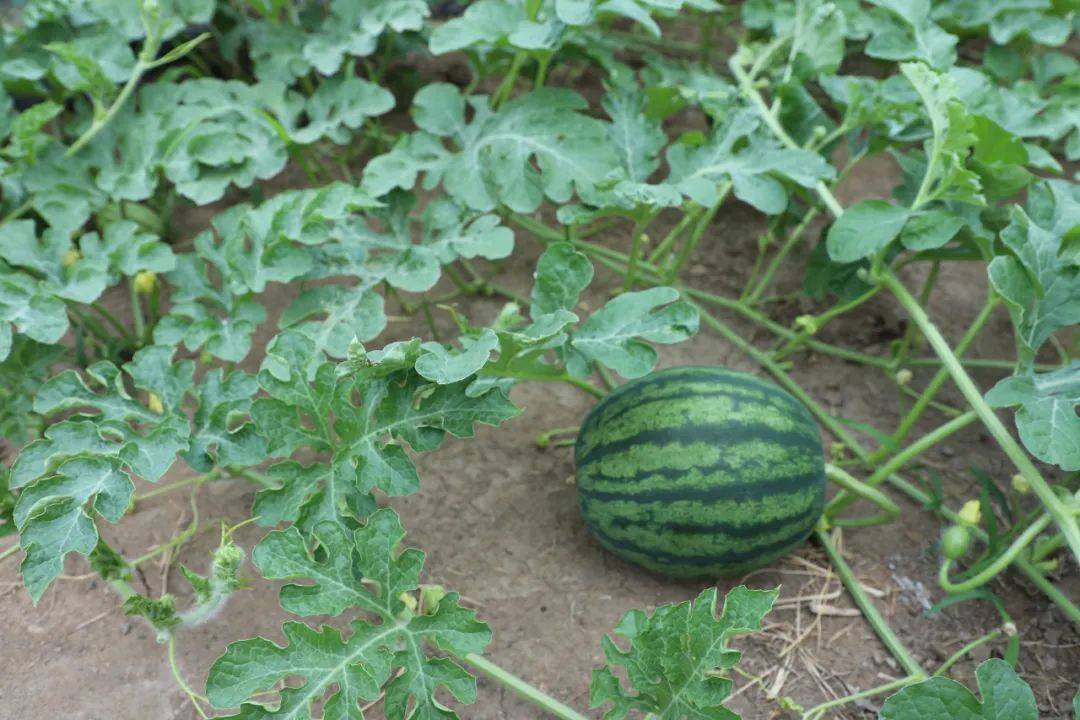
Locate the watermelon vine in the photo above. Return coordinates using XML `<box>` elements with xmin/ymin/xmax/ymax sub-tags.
<box><xmin>0</xmin><ymin>0</ymin><xmax>1078</xmax><ymax>718</ymax></box>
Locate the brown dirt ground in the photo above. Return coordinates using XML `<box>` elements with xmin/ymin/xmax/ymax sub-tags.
<box><xmin>2</xmin><ymin>80</ymin><xmax>1080</xmax><ymax>720</ymax></box>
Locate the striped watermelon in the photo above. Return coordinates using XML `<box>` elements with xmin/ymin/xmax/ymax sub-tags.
<box><xmin>574</xmin><ymin>365</ymin><xmax>825</xmax><ymax>577</ymax></box>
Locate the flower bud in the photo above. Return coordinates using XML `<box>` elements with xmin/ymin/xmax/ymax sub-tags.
<box><xmin>133</xmin><ymin>270</ymin><xmax>157</xmax><ymax>295</ymax></box>
<box><xmin>1011</xmin><ymin>474</ymin><xmax>1029</xmax><ymax>494</ymax></box>
<box><xmin>958</xmin><ymin>499</ymin><xmax>981</xmax><ymax>527</ymax></box>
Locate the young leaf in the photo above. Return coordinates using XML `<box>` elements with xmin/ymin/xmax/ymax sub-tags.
<box><xmin>987</xmin><ymin>180</ymin><xmax>1080</xmax><ymax>360</ymax></box>
<box><xmin>252</xmin><ymin>332</ymin><xmax>519</xmax><ymax>533</ymax></box>
<box><xmin>140</xmin><ymin>79</ymin><xmax>289</xmax><ymax>204</ymax></box>
<box><xmin>591</xmin><ymin>585</ymin><xmax>779</xmax><ymax>720</ymax></box>
<box><xmin>826</xmin><ymin>199</ymin><xmax>911</xmax><ymax>263</ymax></box>
<box><xmin>901</xmin><ymin>62</ymin><xmax>983</xmax><ymax>208</ymax></box>
<box><xmin>667</xmin><ymin>109</ymin><xmax>835</xmax><ymax>214</ymax></box>
<box><xmin>206</xmin><ymin>508</ymin><xmax>490</xmax><ymax>719</ymax></box>
<box><xmin>531</xmin><ymin>241</ymin><xmax>594</xmax><ymax>317</ymax></box>
<box><xmin>865</xmin><ymin>0</ymin><xmax>957</xmax><ymax>70</ymax></box>
<box><xmin>899</xmin><ymin>209</ymin><xmax>965</xmax><ymax>251</ymax></box>
<box><xmin>566</xmin><ymin>286</ymin><xmax>699</xmax><ymax>379</ymax></box>
<box><xmin>184</xmin><ymin>369</ymin><xmax>266</xmax><ymax>473</ymax></box>
<box><xmin>986</xmin><ymin>361</ymin><xmax>1080</xmax><ymax>472</ymax></box>
<box><xmin>364</xmin><ymin>84</ymin><xmax>619</xmax><ymax>213</ymax></box>
<box><xmin>264</xmin><ymin>74</ymin><xmax>395</xmax><ymax>145</ymax></box>
<box><xmin>8</xmin><ymin>344</ymin><xmax>199</xmax><ymax>599</ymax></box>
<box><xmin>879</xmin><ymin>658</ymin><xmax>1037</xmax><ymax>720</ymax></box>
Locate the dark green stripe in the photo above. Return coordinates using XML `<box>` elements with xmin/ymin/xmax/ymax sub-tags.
<box><xmin>585</xmin><ymin>366</ymin><xmax>805</xmax><ymax>424</ymax></box>
<box><xmin>577</xmin><ymin>470</ymin><xmax>823</xmax><ymax>505</ymax></box>
<box><xmin>586</xmin><ymin>519</ymin><xmax>813</xmax><ymax>568</ymax></box>
<box><xmin>603</xmin><ymin>498</ymin><xmax>822</xmax><ymax>539</ymax></box>
<box><xmin>578</xmin><ymin>444</ymin><xmax>820</xmax><ymax>490</ymax></box>
<box><xmin>577</xmin><ymin>420</ymin><xmax>821</xmax><ymax>468</ymax></box>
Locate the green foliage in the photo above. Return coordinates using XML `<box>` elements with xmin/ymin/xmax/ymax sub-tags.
<box><xmin>250</xmin><ymin>331</ymin><xmax>519</xmax><ymax>535</ymax></box>
<box><xmin>668</xmin><ymin>109</ymin><xmax>835</xmax><ymax>214</ymax></box>
<box><xmin>879</xmin><ymin>659</ymin><xmax>1038</xmax><ymax>720</ymax></box>
<box><xmin>987</xmin><ymin>361</ymin><xmax>1080</xmax><ymax>472</ymax></box>
<box><xmin>365</xmin><ymin>84</ymin><xmax>619</xmax><ymax>213</ymax></box>
<box><xmin>1</xmin><ymin>0</ymin><xmax>1078</xmax><ymax>717</ymax></box>
<box><xmin>591</xmin><ymin>585</ymin><xmax>779</xmax><ymax>719</ymax></box>
<box><xmin>206</xmin><ymin>508</ymin><xmax>491</xmax><ymax>719</ymax></box>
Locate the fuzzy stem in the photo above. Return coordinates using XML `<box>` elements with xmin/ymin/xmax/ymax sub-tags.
<box><xmin>646</xmin><ymin>208</ymin><xmax>700</xmax><ymax>266</ymax></box>
<box><xmin>89</xmin><ymin>302</ymin><xmax>134</xmax><ymax>341</ymax></box>
<box><xmin>462</xmin><ymin>653</ymin><xmax>590</xmax><ymax>720</ymax></box>
<box><xmin>880</xmin><ymin>269</ymin><xmax>1080</xmax><ymax>567</ymax></box>
<box><xmin>493</xmin><ymin>52</ymin><xmax>527</xmax><ymax>109</ymax></box>
<box><xmin>623</xmin><ymin>214</ymin><xmax>653</xmax><ymax>292</ymax></box>
<box><xmin>938</xmin><ymin>513</ymin><xmax>1054</xmax><ymax>594</ymax></box>
<box><xmin>878</xmin><ymin>294</ymin><xmax>998</xmax><ymax>461</ymax></box>
<box><xmin>0</xmin><ymin>543</ymin><xmax>20</xmax><ymax>562</ymax></box>
<box><xmin>665</xmin><ymin>197</ymin><xmax>724</xmax><ymax>282</ymax></box>
<box><xmin>824</xmin><ymin>464</ymin><xmax>900</xmax><ymax>528</ymax></box>
<box><xmin>827</xmin><ymin>411</ymin><xmax>978</xmax><ymax>518</ymax></box>
<box><xmin>803</xmin><ymin>674</ymin><xmax>918</xmax><ymax>720</ymax></box>
<box><xmin>134</xmin><ymin>471</ymin><xmax>217</xmax><ymax>503</ymax></box>
<box><xmin>744</xmin><ymin>207</ymin><xmax>820</xmax><ymax>305</ymax></box>
<box><xmin>729</xmin><ymin>59</ymin><xmax>844</xmax><ymax>218</ymax></box>
<box><xmin>934</xmin><ymin>630</ymin><xmax>1003</xmax><ymax>677</ymax></box>
<box><xmin>0</xmin><ymin>199</ymin><xmax>33</xmax><ymax>229</ymax></box>
<box><xmin>815</xmin><ymin>526</ymin><xmax>926</xmax><ymax>678</ymax></box>
<box><xmin>169</xmin><ymin>637</ymin><xmax>210</xmax><ymax>718</ymax></box>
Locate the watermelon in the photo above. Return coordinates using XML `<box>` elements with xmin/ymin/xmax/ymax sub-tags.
<box><xmin>574</xmin><ymin>365</ymin><xmax>825</xmax><ymax>577</ymax></box>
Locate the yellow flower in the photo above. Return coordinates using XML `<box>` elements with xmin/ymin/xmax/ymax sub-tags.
<box><xmin>147</xmin><ymin>392</ymin><xmax>164</xmax><ymax>415</ymax></box>
<box><xmin>1011</xmin><ymin>474</ymin><xmax>1029</xmax><ymax>494</ymax></box>
<box><xmin>133</xmin><ymin>270</ymin><xmax>157</xmax><ymax>295</ymax></box>
<box><xmin>62</xmin><ymin>248</ymin><xmax>81</xmax><ymax>268</ymax></box>
<box><xmin>794</xmin><ymin>315</ymin><xmax>819</xmax><ymax>335</ymax></box>
<box><xmin>958</xmin><ymin>499</ymin><xmax>981</xmax><ymax>527</ymax></box>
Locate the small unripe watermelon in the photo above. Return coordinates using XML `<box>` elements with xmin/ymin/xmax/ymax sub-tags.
<box><xmin>574</xmin><ymin>366</ymin><xmax>826</xmax><ymax>577</ymax></box>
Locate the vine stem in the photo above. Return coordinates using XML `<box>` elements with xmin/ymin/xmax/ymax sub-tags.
<box><xmin>938</xmin><ymin>512</ymin><xmax>1054</xmax><ymax>594</ymax></box>
<box><xmin>0</xmin><ymin>199</ymin><xmax>33</xmax><ymax>228</ymax></box>
<box><xmin>802</xmin><ymin>674</ymin><xmax>917</xmax><ymax>720</ymax></box>
<box><xmin>827</xmin><ymin>410</ymin><xmax>978</xmax><ymax>518</ymax></box>
<box><xmin>130</xmin><ymin>279</ymin><xmax>146</xmax><ymax>343</ymax></box>
<box><xmin>934</xmin><ymin>630</ymin><xmax>1002</xmax><ymax>677</ymax></box>
<box><xmin>883</xmin><ymin>475</ymin><xmax>1080</xmax><ymax>625</ymax></box>
<box><xmin>135</xmin><ymin>470</ymin><xmax>220</xmax><ymax>503</ymax></box>
<box><xmin>623</xmin><ymin>213</ymin><xmax>653</xmax><ymax>291</ymax></box>
<box><xmin>169</xmin><ymin>637</ymin><xmax>210</xmax><ymax>719</ymax></box>
<box><xmin>665</xmin><ymin>197</ymin><xmax>724</xmax><ymax>282</ymax></box>
<box><xmin>461</xmin><ymin>653</ymin><xmax>590</xmax><ymax>720</ymax></box>
<box><xmin>728</xmin><ymin>58</ymin><xmax>844</xmax><ymax>218</ymax></box>
<box><xmin>0</xmin><ymin>543</ymin><xmax>20</xmax><ymax>562</ymax></box>
<box><xmin>875</xmin><ymin>295</ymin><xmax>997</xmax><ymax>463</ymax></box>
<box><xmin>814</xmin><ymin>526</ymin><xmax>926</xmax><ymax>679</ymax></box>
<box><xmin>743</xmin><ymin>206</ymin><xmax>819</xmax><ymax>304</ymax></box>
<box><xmin>493</xmin><ymin>51</ymin><xmax>527</xmax><ymax>109</ymax></box>
<box><xmin>823</xmin><ymin>464</ymin><xmax>899</xmax><ymax>528</ymax></box>
<box><xmin>880</xmin><ymin>269</ymin><xmax>1080</xmax><ymax>567</ymax></box>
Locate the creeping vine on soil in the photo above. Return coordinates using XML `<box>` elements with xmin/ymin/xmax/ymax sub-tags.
<box><xmin>0</xmin><ymin>1</ymin><xmax>1078</xmax><ymax>718</ymax></box>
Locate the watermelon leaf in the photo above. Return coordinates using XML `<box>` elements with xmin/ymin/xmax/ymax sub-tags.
<box><xmin>879</xmin><ymin>659</ymin><xmax>1038</xmax><ymax>720</ymax></box>
<box><xmin>590</xmin><ymin>585</ymin><xmax>779</xmax><ymax>720</ymax></box>
<box><xmin>205</xmin><ymin>508</ymin><xmax>491</xmax><ymax>719</ymax></box>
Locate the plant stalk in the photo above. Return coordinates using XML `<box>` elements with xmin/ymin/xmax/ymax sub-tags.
<box><xmin>880</xmin><ymin>269</ymin><xmax>1080</xmax><ymax>567</ymax></box>
<box><xmin>462</xmin><ymin>653</ymin><xmax>590</xmax><ymax>720</ymax></box>
<box><xmin>815</xmin><ymin>526</ymin><xmax>926</xmax><ymax>679</ymax></box>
